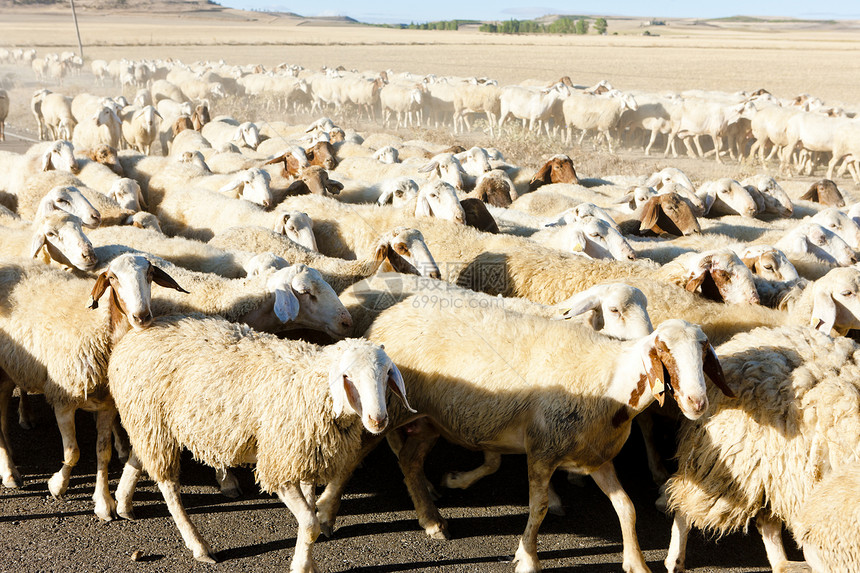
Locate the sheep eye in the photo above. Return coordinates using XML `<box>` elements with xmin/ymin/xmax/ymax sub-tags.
<box><xmin>57</xmin><ymin>198</ymin><xmax>68</xmax><ymax>205</ymax></box>
<box><xmin>47</xmin><ymin>231</ymin><xmax>57</xmax><ymax>238</ymax></box>
<box><xmin>588</xmin><ymin>232</ymin><xmax>600</xmax><ymax>238</ymax></box>
<box><xmin>763</xmin><ymin>264</ymin><xmax>774</xmax><ymax>271</ymax></box>
<box><xmin>393</xmin><ymin>244</ymin><xmax>408</xmax><ymax>255</ymax></box>
<box><xmin>429</xmin><ymin>193</ymin><xmax>438</xmax><ymax>198</ymax></box>
<box><xmin>608</xmin><ymin>307</ymin><xmax>620</xmax><ymax>314</ymax></box>
<box><xmin>395</xmin><ymin>191</ymin><xmax>403</xmax><ymax>197</ymax></box>
<box><xmin>842</xmin><ymin>291</ymin><xmax>853</xmax><ymax>297</ymax></box>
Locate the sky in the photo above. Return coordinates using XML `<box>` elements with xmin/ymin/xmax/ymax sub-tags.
<box><xmin>217</xmin><ymin>0</ymin><xmax>860</xmax><ymax>24</ymax></box>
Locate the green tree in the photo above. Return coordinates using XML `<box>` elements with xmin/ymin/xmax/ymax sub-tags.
<box><xmin>594</xmin><ymin>17</ymin><xmax>607</xmax><ymax>34</ymax></box>
<box><xmin>575</xmin><ymin>18</ymin><xmax>589</xmax><ymax>34</ymax></box>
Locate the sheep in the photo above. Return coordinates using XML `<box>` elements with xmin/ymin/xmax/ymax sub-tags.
<box><xmin>774</xmin><ymin>221</ymin><xmax>856</xmax><ymax>267</ymax></box>
<box><xmin>0</xmin><ymin>89</ymin><xmax>8</xmax><ymax>141</ymax></box>
<box><xmin>263</xmin><ymin>146</ymin><xmax>310</xmax><ymax>179</ymax></box>
<box><xmin>3</xmin><ymin>140</ymin><xmax>80</xmax><ymax>196</ymax></box>
<box><xmin>306</xmin><ymin>140</ymin><xmax>338</xmax><ymax>170</ymax></box>
<box><xmin>810</xmin><ymin>207</ymin><xmax>860</xmax><ymax>250</ymax></box>
<box><xmin>72</xmin><ymin>104</ymin><xmax>122</xmax><ymax>151</ymax></box>
<box><xmin>665</xmin><ymin>98</ymin><xmax>755</xmax><ymax>164</ymax></box>
<box><xmin>1</xmin><ymin>210</ymin><xmax>98</xmax><ymax>272</ymax></box>
<box><xmin>740</xmin><ymin>175</ymin><xmax>793</xmax><ymax>217</ymax></box>
<box><xmin>459</xmin><ymin>198</ymin><xmax>499</xmax><ymax>234</ymax></box>
<box><xmin>30</xmin><ymin>89</ymin><xmax>51</xmax><ymax>140</ymax></box>
<box><xmin>82</xmin><ymin>143</ymin><xmax>124</xmax><ymax>176</ymax></box>
<box><xmin>626</xmin><ymin>192</ymin><xmax>702</xmax><ymax>237</ymax></box>
<box><xmin>319</xmin><ymin>302</ymin><xmax>729</xmax><ymax>573</ymax></box>
<box><xmin>452</xmin><ymin>81</ymin><xmax>501</xmax><ymax>137</ymax></box>
<box><xmin>528</xmin><ymin>154</ymin><xmax>579</xmax><ymax>191</ymax></box>
<box><xmin>663</xmin><ymin>326</ymin><xmax>860</xmax><ymax>573</ymax></box>
<box><xmin>562</xmin><ymin>89</ymin><xmax>639</xmax><ymax>151</ymax></box>
<box><xmin>380</xmin><ymin>83</ymin><xmax>424</xmax><ymax>129</ymax></box>
<box><xmin>169</xmin><ymin>127</ymin><xmax>212</xmax><ymax>157</ymax></box>
<box><xmin>530</xmin><ymin>216</ymin><xmax>636</xmax><ymax>261</ymax></box>
<box><xmin>201</xmin><ymin>119</ymin><xmax>261</xmax><ymax>150</ymax></box>
<box><xmin>545</xmin><ymin>202</ymin><xmax>621</xmax><ymax>234</ymax></box>
<box><xmin>498</xmin><ymin>82</ymin><xmax>570</xmax><ymax>136</ymax></box>
<box><xmin>41</xmin><ymin>93</ymin><xmax>76</xmax><ymax>141</ymax></box>
<box><xmin>0</xmin><ymin>254</ymin><xmax>187</xmax><ymax>518</ymax></box>
<box><xmin>209</xmin><ymin>225</ymin><xmax>441</xmax><ymax>290</ymax></box>
<box><xmin>644</xmin><ymin>167</ymin><xmax>696</xmax><ymax>198</ymax></box>
<box><xmin>122</xmin><ymin>105</ymin><xmax>162</xmax><ymax>155</ymax></box>
<box><xmin>281</xmin><ymin>165</ymin><xmax>344</xmax><ymax>198</ymax></box>
<box><xmin>107</xmin><ymin>178</ymin><xmax>147</xmax><ymax>212</ymax></box>
<box><xmin>373</xmin><ymin>145</ymin><xmax>399</xmax><ymax>164</ymax></box>
<box><xmin>472</xmin><ymin>169</ymin><xmax>518</xmax><ymax>207</ymax></box>
<box><xmin>794</xmin><ymin>461</ymin><xmax>860</xmax><ymax>572</ymax></box>
<box><xmin>336</xmin><ymin>176</ymin><xmax>418</xmax><ymax>206</ymax></box>
<box><xmin>800</xmin><ymin>179</ymin><xmax>845</xmax><ymax>207</ymax></box>
<box><xmin>108</xmin><ymin>319</ymin><xmax>410</xmax><ymax>569</ymax></box>
<box><xmin>737</xmin><ymin>245</ymin><xmax>800</xmax><ymax>283</ymax></box>
<box><xmin>150</xmin><ymin>78</ymin><xmax>187</xmax><ymax>104</ymax></box>
<box><xmin>273</xmin><ymin>210</ymin><xmax>318</xmax><ymax>251</ymax></box>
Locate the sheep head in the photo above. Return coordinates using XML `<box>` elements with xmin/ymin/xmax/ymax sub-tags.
<box><xmin>35</xmin><ymin>185</ymin><xmax>101</xmax><ymax>229</ymax></box>
<box><xmin>810</xmin><ymin>267</ymin><xmax>860</xmax><ymax>335</ymax></box>
<box><xmin>30</xmin><ymin>211</ymin><xmax>97</xmax><ymax>272</ymax></box>
<box><xmin>274</xmin><ymin>211</ymin><xmax>317</xmax><ymax>252</ymax></box>
<box><xmin>529</xmin><ymin>154</ymin><xmax>578</xmax><ymax>191</ymax></box>
<box><xmin>638</xmin><ymin>192</ymin><xmax>700</xmax><ymax>236</ymax></box>
<box><xmin>800</xmin><ymin>179</ymin><xmax>845</xmax><ymax>208</ymax></box>
<box><xmin>554</xmin><ymin>283</ymin><xmax>652</xmax><ymax>339</ymax></box>
<box><xmin>375</xmin><ymin>227</ymin><xmax>440</xmax><ymax>280</ymax></box>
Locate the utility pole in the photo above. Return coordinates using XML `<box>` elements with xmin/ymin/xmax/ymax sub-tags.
<box><xmin>70</xmin><ymin>0</ymin><xmax>84</xmax><ymax>60</ymax></box>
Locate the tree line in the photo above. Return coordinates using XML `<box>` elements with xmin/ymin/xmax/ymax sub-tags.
<box><xmin>480</xmin><ymin>17</ymin><xmax>607</xmax><ymax>35</ymax></box>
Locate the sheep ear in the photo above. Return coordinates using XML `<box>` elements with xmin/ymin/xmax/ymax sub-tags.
<box><xmin>40</xmin><ymin>150</ymin><xmax>53</xmax><ymax>172</ymax></box>
<box><xmin>285</xmin><ymin>179</ymin><xmax>310</xmax><ymax>196</ymax></box>
<box><xmin>152</xmin><ymin>266</ymin><xmax>189</xmax><ymax>293</ymax></box>
<box><xmin>799</xmin><ymin>186</ymin><xmax>818</xmax><ymax>202</ymax></box>
<box><xmin>263</xmin><ymin>153</ymin><xmax>287</xmax><ymax>166</ymax></box>
<box><xmin>614</xmin><ymin>192</ymin><xmax>635</xmax><ymax>208</ymax></box>
<box><xmin>640</xmin><ymin>335</ymin><xmax>665</xmax><ymax>407</ymax></box>
<box><xmin>88</xmin><ymin>272</ymin><xmax>110</xmax><ymax>309</ymax></box>
<box><xmin>218</xmin><ymin>178</ymin><xmax>243</xmax><ymax>196</ymax></box>
<box><xmin>685</xmin><ymin>268</ymin><xmax>708</xmax><ymax>293</ymax></box>
<box><xmin>29</xmin><ymin>232</ymin><xmax>47</xmax><ymax>259</ymax></box>
<box><xmin>231</xmin><ymin>128</ymin><xmax>244</xmax><ymax>142</ymax></box>
<box><xmin>417</xmin><ymin>160</ymin><xmax>437</xmax><ymax>174</ymax></box>
<box><xmin>388</xmin><ymin>363</ymin><xmax>416</xmax><ymax>413</ymax></box>
<box><xmin>377</xmin><ymin>188</ymin><xmax>394</xmax><ymax>206</ymax></box>
<box><xmin>328</xmin><ymin>370</ymin><xmax>361</xmax><ymax>419</ymax></box>
<box><xmin>529</xmin><ymin>163</ymin><xmax>551</xmax><ymax>190</ymax></box>
<box><xmin>135</xmin><ymin>185</ymin><xmax>148</xmax><ymax>211</ymax></box>
<box><xmin>274</xmin><ymin>214</ymin><xmax>288</xmax><ymax>234</ymax></box>
<box><xmin>639</xmin><ymin>199</ymin><xmax>659</xmax><ymax>231</ymax></box>
<box><xmin>273</xmin><ymin>287</ymin><xmax>300</xmax><ymax>323</ymax></box>
<box><xmin>414</xmin><ymin>193</ymin><xmax>433</xmax><ymax>217</ymax></box>
<box><xmin>740</xmin><ymin>255</ymin><xmax>758</xmax><ymax>271</ymax></box>
<box><xmin>703</xmin><ymin>342</ymin><xmax>733</xmax><ymax>398</ymax></box>
<box><xmin>326</xmin><ymin>179</ymin><xmax>343</xmax><ymax>195</ymax></box>
<box><xmin>386</xmin><ymin>246</ymin><xmax>419</xmax><ymax>275</ymax></box>
<box><xmin>811</xmin><ymin>288</ymin><xmax>837</xmax><ymax>334</ymax></box>
<box><xmin>700</xmin><ymin>191</ymin><xmax>716</xmax><ymax>214</ymax></box>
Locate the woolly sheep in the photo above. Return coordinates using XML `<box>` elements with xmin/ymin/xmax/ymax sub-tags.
<box><xmin>320</xmin><ymin>303</ymin><xmax>729</xmax><ymax>573</ymax></box>
<box><xmin>740</xmin><ymin>175</ymin><xmax>793</xmax><ymax>217</ymax></box>
<box><xmin>794</xmin><ymin>461</ymin><xmax>860</xmax><ymax>572</ymax></box>
<box><xmin>774</xmin><ymin>221</ymin><xmax>856</xmax><ymax>267</ymax></box>
<box><xmin>273</xmin><ymin>210</ymin><xmax>317</xmax><ymax>251</ymax></box>
<box><xmin>530</xmin><ymin>216</ymin><xmax>636</xmax><ymax>261</ymax></box>
<box><xmin>664</xmin><ymin>326</ymin><xmax>860</xmax><ymax>573</ymax></box>
<box><xmin>528</xmin><ymin>154</ymin><xmax>579</xmax><ymax>191</ymax></box>
<box><xmin>3</xmin><ymin>140</ymin><xmax>80</xmax><ymax>196</ymax></box>
<box><xmin>108</xmin><ymin>320</ymin><xmax>410</xmax><ymax>568</ymax></box>
<box><xmin>471</xmin><ymin>169</ymin><xmax>518</xmax><ymax>207</ymax></box>
<box><xmin>698</xmin><ymin>178</ymin><xmax>759</xmax><ymax>218</ymax></box>
<box><xmin>0</xmin><ymin>254</ymin><xmax>187</xmax><ymax>518</ymax></box>
<box><xmin>122</xmin><ymin>105</ymin><xmax>162</xmax><ymax>155</ymax></box>
<box><xmin>1</xmin><ymin>211</ymin><xmax>97</xmax><ymax>272</ymax></box>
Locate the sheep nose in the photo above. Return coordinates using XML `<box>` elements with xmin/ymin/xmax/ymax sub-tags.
<box><xmin>428</xmin><ymin>269</ymin><xmax>441</xmax><ymax>280</ymax></box>
<box><xmin>367</xmin><ymin>415</ymin><xmax>389</xmax><ymax>433</ymax></box>
<box><xmin>262</xmin><ymin>200</ymin><xmax>271</xmax><ymax>209</ymax></box>
<box><xmin>133</xmin><ymin>311</ymin><xmax>152</xmax><ymax>327</ymax></box>
<box><xmin>627</xmin><ymin>253</ymin><xmax>636</xmax><ymax>261</ymax></box>
<box><xmin>850</xmin><ymin>255</ymin><xmax>858</xmax><ymax>265</ymax></box>
<box><xmin>687</xmin><ymin>396</ymin><xmax>707</xmax><ymax>415</ymax></box>
<box><xmin>340</xmin><ymin>313</ymin><xmax>353</xmax><ymax>331</ymax></box>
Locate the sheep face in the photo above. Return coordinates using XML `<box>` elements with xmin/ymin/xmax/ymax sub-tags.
<box><xmin>566</xmin><ymin>217</ymin><xmax>635</xmax><ymax>261</ymax></box>
<box><xmin>243</xmin><ymin>253</ymin><xmax>289</xmax><ymax>277</ymax></box>
<box><xmin>555</xmin><ymin>283</ymin><xmax>653</xmax><ymax>339</ymax></box>
<box><xmin>41</xmin><ymin>140</ymin><xmax>79</xmax><ymax>174</ymax></box>
<box><xmin>108</xmin><ymin>179</ymin><xmax>146</xmax><ymax>212</ymax></box>
<box><xmin>327</xmin><ymin>340</ymin><xmax>413</xmax><ymax>433</ymax></box>
<box><xmin>414</xmin><ymin>181</ymin><xmax>465</xmax><ymax>225</ymax></box>
<box><xmin>637</xmin><ymin>320</ymin><xmax>731</xmax><ymax>420</ymax></box>
<box><xmin>741</xmin><ymin>175</ymin><xmax>792</xmax><ymax>217</ymax></box>
<box><xmin>232</xmin><ymin>122</ymin><xmax>261</xmax><ymax>150</ymax></box>
<box><xmin>308</xmin><ymin>141</ymin><xmax>338</xmax><ymax>170</ymax></box>
<box><xmin>274</xmin><ymin>211</ymin><xmax>317</xmax><ymax>252</ymax></box>
<box><xmin>124</xmin><ymin>212</ymin><xmax>162</xmax><ymax>233</ymax></box>
<box><xmin>37</xmin><ymin>185</ymin><xmax>101</xmax><ymax>229</ymax></box>
<box><xmin>373</xmin><ymin>146</ymin><xmax>399</xmax><ymax>164</ymax></box>
<box><xmin>267</xmin><ymin>265</ymin><xmax>352</xmax><ymax>339</ymax></box>
<box><xmin>455</xmin><ymin>147</ymin><xmax>492</xmax><ymax>177</ymax></box>
<box><xmin>639</xmin><ymin>193</ymin><xmax>700</xmax><ymax>236</ymax></box>
<box><xmin>379</xmin><ymin>227</ymin><xmax>441</xmax><ymax>280</ymax></box>
<box><xmin>801</xmin><ymin>179</ymin><xmax>845</xmax><ymax>208</ymax></box>
<box><xmin>30</xmin><ymin>211</ymin><xmax>97</xmax><ymax>271</ymax></box>
<box><xmin>701</xmin><ymin>179</ymin><xmax>758</xmax><ymax>218</ymax></box>
<box><xmin>86</xmin><ymin>144</ymin><xmax>123</xmax><ymax>176</ymax></box>
<box><xmin>810</xmin><ymin>267</ymin><xmax>860</xmax><ymax>334</ymax></box>
<box><xmin>682</xmin><ymin>250</ymin><xmax>760</xmax><ymax>305</ymax></box>
<box><xmin>285</xmin><ymin>165</ymin><xmax>342</xmax><ymax>197</ymax></box>
<box><xmin>738</xmin><ymin>246</ymin><xmax>799</xmax><ymax>282</ymax></box>
<box><xmin>88</xmin><ymin>254</ymin><xmax>188</xmax><ymax>330</ymax></box>
<box><xmin>777</xmin><ymin>223</ymin><xmax>856</xmax><ymax>267</ymax></box>
<box><xmin>529</xmin><ymin>154</ymin><xmax>578</xmax><ymax>191</ymax></box>
<box><xmin>812</xmin><ymin>208</ymin><xmax>860</xmax><ymax>251</ymax></box>
<box><xmin>376</xmin><ymin>177</ymin><xmax>418</xmax><ymax>208</ymax></box>
<box><xmin>419</xmin><ymin>153</ymin><xmax>464</xmax><ymax>191</ymax></box>
<box><xmin>570</xmin><ymin>203</ymin><xmax>620</xmax><ymax>232</ymax></box>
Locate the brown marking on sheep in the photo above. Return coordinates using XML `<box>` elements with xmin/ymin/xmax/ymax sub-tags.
<box><xmin>192</xmin><ymin>103</ymin><xmax>210</xmax><ymax>131</ymax></box>
<box><xmin>472</xmin><ymin>175</ymin><xmax>514</xmax><ymax>208</ymax></box>
<box><xmin>638</xmin><ymin>193</ymin><xmax>701</xmax><ymax>237</ymax></box>
<box><xmin>284</xmin><ymin>165</ymin><xmax>343</xmax><ymax>197</ymax></box>
<box><xmin>264</xmin><ymin>151</ymin><xmax>304</xmax><ymax>179</ymax></box>
<box><xmin>172</xmin><ymin>115</ymin><xmax>194</xmax><ymax>138</ymax></box>
<box><xmin>85</xmin><ymin>144</ymin><xmax>123</xmax><ymax>176</ymax></box>
<box><xmin>800</xmin><ymin>179</ymin><xmax>845</xmax><ymax>208</ymax></box>
<box><xmin>627</xmin><ymin>373</ymin><xmax>648</xmax><ymax>408</ymax></box>
<box><xmin>529</xmin><ymin>155</ymin><xmax>579</xmax><ymax>191</ymax></box>
<box><xmin>460</xmin><ymin>198</ymin><xmax>499</xmax><ymax>234</ymax></box>
<box><xmin>306</xmin><ymin>141</ymin><xmax>338</xmax><ymax>170</ymax></box>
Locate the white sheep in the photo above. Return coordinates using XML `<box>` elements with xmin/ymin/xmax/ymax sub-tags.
<box><xmin>3</xmin><ymin>140</ymin><xmax>80</xmax><ymax>196</ymax></box>
<box><xmin>40</xmin><ymin>93</ymin><xmax>76</xmax><ymax>141</ymax></box>
<box><xmin>122</xmin><ymin>105</ymin><xmax>162</xmax><ymax>155</ymax></box>
<box><xmin>664</xmin><ymin>325</ymin><xmax>860</xmax><ymax>573</ymax></box>
<box><xmin>562</xmin><ymin>89</ymin><xmax>639</xmax><ymax>151</ymax></box>
<box><xmin>530</xmin><ymin>216</ymin><xmax>636</xmax><ymax>261</ymax></box>
<box><xmin>108</xmin><ymin>318</ymin><xmax>410</xmax><ymax>568</ymax></box>
<box><xmin>0</xmin><ymin>254</ymin><xmax>187</xmax><ymax>518</ymax></box>
<box><xmin>1</xmin><ymin>210</ymin><xmax>97</xmax><ymax>272</ymax></box>
<box><xmin>775</xmin><ymin>221</ymin><xmax>857</xmax><ymax>267</ymax></box>
<box><xmin>319</xmin><ymin>301</ymin><xmax>729</xmax><ymax>573</ymax></box>
<box><xmin>794</xmin><ymin>461</ymin><xmax>860</xmax><ymax>572</ymax></box>
<box><xmin>740</xmin><ymin>174</ymin><xmax>793</xmax><ymax>218</ymax></box>
<box><xmin>201</xmin><ymin>118</ymin><xmax>261</xmax><ymax>150</ymax></box>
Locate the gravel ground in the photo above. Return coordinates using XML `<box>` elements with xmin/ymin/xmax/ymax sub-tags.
<box><xmin>0</xmin><ymin>394</ymin><xmax>795</xmax><ymax>572</ymax></box>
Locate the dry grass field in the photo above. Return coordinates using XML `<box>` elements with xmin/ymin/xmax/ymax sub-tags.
<box><xmin>0</xmin><ymin>6</ymin><xmax>859</xmax><ymax>573</ymax></box>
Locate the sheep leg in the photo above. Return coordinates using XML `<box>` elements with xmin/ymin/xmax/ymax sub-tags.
<box><xmin>755</xmin><ymin>511</ymin><xmax>807</xmax><ymax>572</ymax></box>
<box><xmin>112</xmin><ymin>418</ymin><xmax>130</xmax><ymax>463</ymax></box>
<box><xmin>397</xmin><ymin>427</ymin><xmax>450</xmax><ymax>540</ymax></box>
<box><xmin>711</xmin><ymin>135</ymin><xmax>724</xmax><ymax>163</ymax></box>
<box><xmin>664</xmin><ymin>510</ymin><xmax>689</xmax><ymax>573</ymax></box>
<box><xmin>591</xmin><ymin>461</ymin><xmax>650</xmax><ymax>573</ymax></box>
<box><xmin>635</xmin><ymin>413</ymin><xmax>669</xmax><ymax>484</ymax></box>
<box><xmin>441</xmin><ymin>450</ymin><xmax>501</xmax><ymax>489</ymax></box>
<box><xmin>682</xmin><ymin>137</ymin><xmax>697</xmax><ymax>159</ymax></box>
<box><xmin>0</xmin><ymin>376</ymin><xmax>22</xmax><ymax>488</ymax></box>
<box><xmin>644</xmin><ymin>129</ymin><xmax>659</xmax><ymax>156</ymax></box>
<box><xmin>157</xmin><ymin>477</ymin><xmax>217</xmax><ymax>563</ymax></box>
<box><xmin>317</xmin><ymin>432</ymin><xmax>387</xmax><ymax>537</ymax></box>
<box><xmin>278</xmin><ymin>482</ymin><xmax>321</xmax><ymax>573</ymax></box>
<box><xmin>388</xmin><ymin>431</ymin><xmax>439</xmax><ymax>501</ymax></box>
<box><xmin>116</xmin><ymin>450</ymin><xmax>143</xmax><ymax>520</ymax></box>
<box><xmin>48</xmin><ymin>403</ymin><xmax>79</xmax><ymax>498</ymax></box>
<box><xmin>17</xmin><ymin>391</ymin><xmax>35</xmax><ymax>430</ymax></box>
<box><xmin>215</xmin><ymin>467</ymin><xmax>242</xmax><ymax>498</ymax></box>
<box><xmin>93</xmin><ymin>407</ymin><xmax>118</xmax><ymax>521</ymax></box>
<box><xmin>512</xmin><ymin>458</ymin><xmax>553</xmax><ymax>573</ymax></box>
<box><xmin>826</xmin><ymin>153</ymin><xmax>842</xmax><ymax>181</ymax></box>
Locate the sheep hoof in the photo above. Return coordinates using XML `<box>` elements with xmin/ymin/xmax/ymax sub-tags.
<box><xmin>118</xmin><ymin>508</ymin><xmax>136</xmax><ymax>521</ymax></box>
<box><xmin>775</xmin><ymin>562</ymin><xmax>812</xmax><ymax>573</ymax></box>
<box><xmin>193</xmin><ymin>550</ymin><xmax>217</xmax><ymax>564</ymax></box>
<box><xmin>425</xmin><ymin>523</ymin><xmax>450</xmax><ymax>540</ymax></box>
<box><xmin>319</xmin><ymin>522</ymin><xmax>334</xmax><ymax>538</ymax></box>
<box><xmin>3</xmin><ymin>472</ymin><xmax>23</xmax><ymax>489</ymax></box>
<box><xmin>220</xmin><ymin>485</ymin><xmax>242</xmax><ymax>499</ymax></box>
<box><xmin>47</xmin><ymin>473</ymin><xmax>68</xmax><ymax>498</ymax></box>
<box><xmin>18</xmin><ymin>417</ymin><xmax>35</xmax><ymax>431</ymax></box>
<box><xmin>440</xmin><ymin>471</ymin><xmax>466</xmax><ymax>490</ymax></box>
